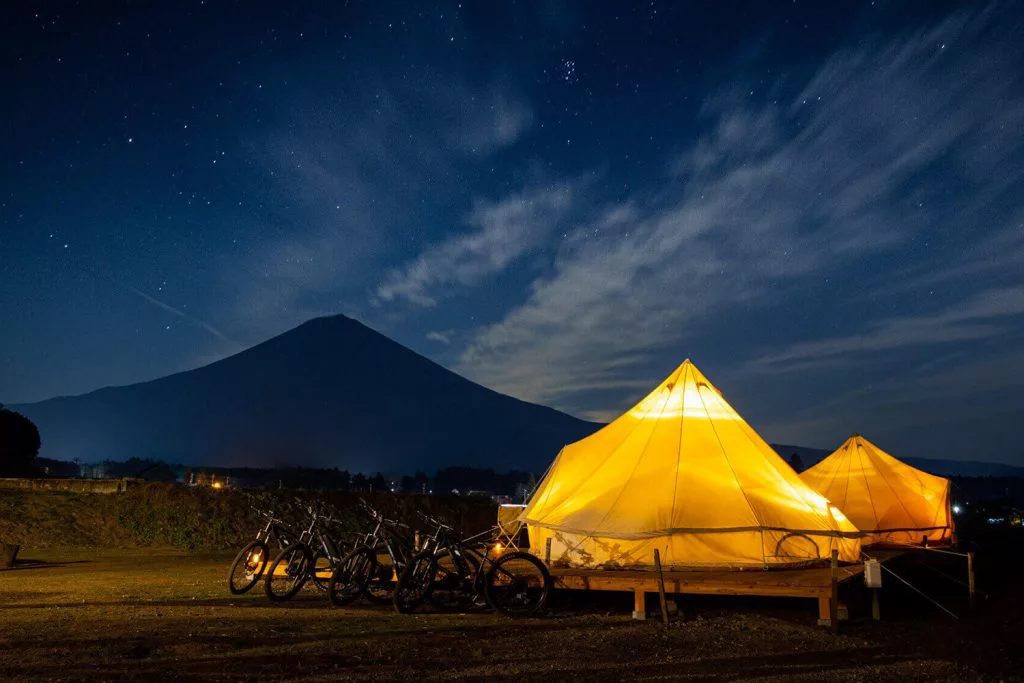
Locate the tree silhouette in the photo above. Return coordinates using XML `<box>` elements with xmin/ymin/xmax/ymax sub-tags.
<box><xmin>787</xmin><ymin>452</ymin><xmax>805</xmax><ymax>473</ymax></box>
<box><xmin>400</xmin><ymin>470</ymin><xmax>430</xmax><ymax>493</ymax></box>
<box><xmin>0</xmin><ymin>407</ymin><xmax>42</xmax><ymax>476</ymax></box>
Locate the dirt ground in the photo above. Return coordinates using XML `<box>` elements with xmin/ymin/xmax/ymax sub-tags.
<box><xmin>0</xmin><ymin>548</ymin><xmax>1019</xmax><ymax>681</ymax></box>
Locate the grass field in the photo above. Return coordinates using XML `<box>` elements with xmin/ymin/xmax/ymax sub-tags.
<box><xmin>1</xmin><ymin>548</ymin><xmax>1018</xmax><ymax>681</ymax></box>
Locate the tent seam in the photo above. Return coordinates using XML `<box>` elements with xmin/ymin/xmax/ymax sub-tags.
<box><xmin>695</xmin><ymin>382</ymin><xmax>764</xmax><ymax>532</ymax></box>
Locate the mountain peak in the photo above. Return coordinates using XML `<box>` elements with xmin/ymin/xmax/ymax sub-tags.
<box><xmin>15</xmin><ymin>314</ymin><xmax>598</xmax><ymax>473</ymax></box>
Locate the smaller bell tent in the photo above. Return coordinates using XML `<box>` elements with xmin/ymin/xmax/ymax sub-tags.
<box><xmin>800</xmin><ymin>435</ymin><xmax>954</xmax><ymax>547</ymax></box>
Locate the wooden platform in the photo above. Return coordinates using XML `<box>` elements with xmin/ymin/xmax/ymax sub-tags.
<box><xmin>550</xmin><ymin>562</ymin><xmax>868</xmax><ymax>625</ymax></box>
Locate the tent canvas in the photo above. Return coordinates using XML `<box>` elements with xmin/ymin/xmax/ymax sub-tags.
<box><xmin>521</xmin><ymin>360</ymin><xmax>861</xmax><ymax>569</ymax></box>
<box><xmin>800</xmin><ymin>435</ymin><xmax>954</xmax><ymax>547</ymax></box>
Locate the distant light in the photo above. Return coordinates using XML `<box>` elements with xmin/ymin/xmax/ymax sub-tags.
<box><xmin>212</xmin><ymin>481</ymin><xmax>223</xmax><ymax>489</ymax></box>
<box><xmin>952</xmin><ymin>505</ymin><xmax>961</xmax><ymax>515</ymax></box>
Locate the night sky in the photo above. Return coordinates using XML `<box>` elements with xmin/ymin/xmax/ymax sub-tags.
<box><xmin>3</xmin><ymin>2</ymin><xmax>1023</xmax><ymax>464</ymax></box>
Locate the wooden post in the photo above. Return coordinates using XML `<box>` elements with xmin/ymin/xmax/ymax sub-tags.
<box><xmin>871</xmin><ymin>588</ymin><xmax>881</xmax><ymax>621</ymax></box>
<box><xmin>632</xmin><ymin>589</ymin><xmax>646</xmax><ymax>620</ymax></box>
<box><xmin>0</xmin><ymin>542</ymin><xmax>18</xmax><ymax>569</ymax></box>
<box><xmin>654</xmin><ymin>549</ymin><xmax>670</xmax><ymax>626</ymax></box>
<box><xmin>829</xmin><ymin>548</ymin><xmax>839</xmax><ymax>633</ymax></box>
<box><xmin>544</xmin><ymin>537</ymin><xmax>552</xmax><ymax>568</ymax></box>
<box><xmin>967</xmin><ymin>551</ymin><xmax>976</xmax><ymax>609</ymax></box>
<box><xmin>817</xmin><ymin>595</ymin><xmax>830</xmax><ymax>625</ymax></box>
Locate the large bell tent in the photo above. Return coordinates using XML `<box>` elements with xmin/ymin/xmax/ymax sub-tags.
<box><xmin>520</xmin><ymin>359</ymin><xmax>862</xmax><ymax>569</ymax></box>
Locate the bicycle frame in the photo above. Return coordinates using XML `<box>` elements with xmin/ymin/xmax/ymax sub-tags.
<box><xmin>253</xmin><ymin>510</ymin><xmax>301</xmax><ymax>551</ymax></box>
<box><xmin>365</xmin><ymin>517</ymin><xmax>414</xmax><ymax>570</ymax></box>
<box><xmin>429</xmin><ymin>526</ymin><xmax>501</xmax><ymax>594</ymax></box>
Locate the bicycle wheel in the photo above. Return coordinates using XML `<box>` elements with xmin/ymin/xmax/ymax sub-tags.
<box><xmin>310</xmin><ymin>551</ymin><xmax>333</xmax><ymax>592</ymax></box>
<box><xmin>264</xmin><ymin>544</ymin><xmax>312</xmax><ymax>602</ymax></box>
<box><xmin>363</xmin><ymin>552</ymin><xmax>398</xmax><ymax>604</ymax></box>
<box><xmin>428</xmin><ymin>548</ymin><xmax>478</xmax><ymax>612</ymax></box>
<box><xmin>328</xmin><ymin>546</ymin><xmax>376</xmax><ymax>607</ymax></box>
<box><xmin>393</xmin><ymin>550</ymin><xmax>437</xmax><ymax>613</ymax></box>
<box><xmin>228</xmin><ymin>540</ymin><xmax>269</xmax><ymax>595</ymax></box>
<box><xmin>484</xmin><ymin>551</ymin><xmax>551</xmax><ymax>617</ymax></box>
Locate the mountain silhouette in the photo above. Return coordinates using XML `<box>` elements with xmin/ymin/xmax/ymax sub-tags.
<box><xmin>11</xmin><ymin>314</ymin><xmax>599</xmax><ymax>473</ymax></box>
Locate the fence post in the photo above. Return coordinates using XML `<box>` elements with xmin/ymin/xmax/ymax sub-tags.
<box><xmin>967</xmin><ymin>551</ymin><xmax>976</xmax><ymax>609</ymax></box>
<box><xmin>830</xmin><ymin>548</ymin><xmax>839</xmax><ymax>634</ymax></box>
<box><xmin>654</xmin><ymin>549</ymin><xmax>670</xmax><ymax>626</ymax></box>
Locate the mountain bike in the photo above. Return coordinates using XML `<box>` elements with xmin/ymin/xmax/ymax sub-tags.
<box><xmin>393</xmin><ymin>513</ymin><xmax>551</xmax><ymax>617</ymax></box>
<box><xmin>327</xmin><ymin>500</ymin><xmax>416</xmax><ymax>606</ymax></box>
<box><xmin>264</xmin><ymin>500</ymin><xmax>351</xmax><ymax>602</ymax></box>
<box><xmin>228</xmin><ymin>501</ymin><xmax>301</xmax><ymax>595</ymax></box>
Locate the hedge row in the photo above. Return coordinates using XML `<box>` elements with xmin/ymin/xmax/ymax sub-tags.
<box><xmin>0</xmin><ymin>482</ymin><xmax>498</xmax><ymax>551</ymax></box>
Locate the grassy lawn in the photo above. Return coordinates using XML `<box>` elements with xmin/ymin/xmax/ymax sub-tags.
<box><xmin>0</xmin><ymin>548</ymin><xmax>1012</xmax><ymax>680</ymax></box>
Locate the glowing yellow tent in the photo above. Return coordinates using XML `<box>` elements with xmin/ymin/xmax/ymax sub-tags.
<box><xmin>522</xmin><ymin>360</ymin><xmax>861</xmax><ymax>569</ymax></box>
<box><xmin>800</xmin><ymin>435</ymin><xmax>954</xmax><ymax>547</ymax></box>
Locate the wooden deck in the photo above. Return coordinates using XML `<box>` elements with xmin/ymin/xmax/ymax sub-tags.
<box><xmin>549</xmin><ymin>562</ymin><xmax>868</xmax><ymax>625</ymax></box>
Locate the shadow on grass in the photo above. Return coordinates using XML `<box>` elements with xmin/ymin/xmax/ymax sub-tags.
<box><xmin>1</xmin><ymin>558</ymin><xmax>90</xmax><ymax>572</ymax></box>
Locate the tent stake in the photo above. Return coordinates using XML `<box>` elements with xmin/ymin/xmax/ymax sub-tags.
<box><xmin>654</xmin><ymin>549</ymin><xmax>670</xmax><ymax>626</ymax></box>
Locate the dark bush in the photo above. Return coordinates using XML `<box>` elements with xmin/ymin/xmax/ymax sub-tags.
<box><xmin>0</xmin><ymin>408</ymin><xmax>41</xmax><ymax>477</ymax></box>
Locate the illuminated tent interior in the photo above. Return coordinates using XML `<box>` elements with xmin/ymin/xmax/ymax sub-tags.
<box><xmin>521</xmin><ymin>359</ymin><xmax>862</xmax><ymax>569</ymax></box>
<box><xmin>800</xmin><ymin>435</ymin><xmax>954</xmax><ymax>547</ymax></box>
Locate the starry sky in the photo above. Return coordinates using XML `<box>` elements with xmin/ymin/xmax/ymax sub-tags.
<box><xmin>3</xmin><ymin>1</ymin><xmax>1023</xmax><ymax>465</ymax></box>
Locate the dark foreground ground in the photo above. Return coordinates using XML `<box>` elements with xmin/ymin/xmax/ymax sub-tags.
<box><xmin>0</xmin><ymin>548</ymin><xmax>1020</xmax><ymax>681</ymax></box>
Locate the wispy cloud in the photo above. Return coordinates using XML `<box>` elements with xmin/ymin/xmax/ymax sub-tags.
<box><xmin>224</xmin><ymin>77</ymin><xmax>535</xmax><ymax>339</ymax></box>
<box><xmin>375</xmin><ymin>184</ymin><xmax>574</xmax><ymax>307</ymax></box>
<box><xmin>454</xmin><ymin>4</ymin><xmax>1024</xmax><ymax>419</ymax></box>
<box><xmin>426</xmin><ymin>330</ymin><xmax>454</xmax><ymax>345</ymax></box>
<box><xmin>750</xmin><ymin>286</ymin><xmax>1024</xmax><ymax>373</ymax></box>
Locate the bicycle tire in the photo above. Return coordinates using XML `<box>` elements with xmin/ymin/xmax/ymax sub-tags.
<box><xmin>484</xmin><ymin>551</ymin><xmax>552</xmax><ymax>617</ymax></box>
<box><xmin>427</xmin><ymin>547</ymin><xmax>479</xmax><ymax>613</ymax></box>
<box><xmin>310</xmin><ymin>550</ymin><xmax>333</xmax><ymax>592</ymax></box>
<box><xmin>264</xmin><ymin>544</ymin><xmax>312</xmax><ymax>602</ymax></box>
<box><xmin>363</xmin><ymin>552</ymin><xmax>399</xmax><ymax>604</ymax></box>
<box><xmin>329</xmin><ymin>546</ymin><xmax>376</xmax><ymax>607</ymax></box>
<box><xmin>228</xmin><ymin>539</ymin><xmax>269</xmax><ymax>595</ymax></box>
<box><xmin>393</xmin><ymin>550</ymin><xmax>437</xmax><ymax>613</ymax></box>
